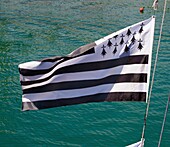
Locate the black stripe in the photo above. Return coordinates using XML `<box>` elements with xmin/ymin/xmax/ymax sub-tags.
<box><xmin>40</xmin><ymin>42</ymin><xmax>96</xmax><ymax>62</ymax></box>
<box><xmin>21</xmin><ymin>55</ymin><xmax>148</xmax><ymax>86</ymax></box>
<box><xmin>23</xmin><ymin>74</ymin><xmax>147</xmax><ymax>94</ymax></box>
<box><xmin>20</xmin><ymin>54</ymin><xmax>148</xmax><ymax>77</ymax></box>
<box><xmin>22</xmin><ymin>92</ymin><xmax>146</xmax><ymax>111</ymax></box>
<box><xmin>19</xmin><ymin>47</ymin><xmax>95</xmax><ymax>76</ymax></box>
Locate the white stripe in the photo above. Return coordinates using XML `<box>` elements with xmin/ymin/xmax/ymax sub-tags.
<box><xmin>22</xmin><ymin>98</ymin><xmax>32</xmax><ymax>102</ymax></box>
<box><xmin>22</xmin><ymin>83</ymin><xmax>147</xmax><ymax>102</ymax></box>
<box><xmin>22</xmin><ymin>64</ymin><xmax>148</xmax><ymax>89</ymax></box>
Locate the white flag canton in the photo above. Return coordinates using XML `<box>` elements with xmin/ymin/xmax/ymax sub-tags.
<box><xmin>94</xmin><ymin>17</ymin><xmax>154</xmax><ymax>61</ymax></box>
<box><xmin>19</xmin><ymin>16</ymin><xmax>155</xmax><ymax>111</ymax></box>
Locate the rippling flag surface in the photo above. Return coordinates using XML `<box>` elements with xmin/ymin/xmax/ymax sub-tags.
<box><xmin>19</xmin><ymin>16</ymin><xmax>155</xmax><ymax>111</ymax></box>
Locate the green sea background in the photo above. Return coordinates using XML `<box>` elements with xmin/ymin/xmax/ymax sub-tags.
<box><xmin>0</xmin><ymin>0</ymin><xmax>170</xmax><ymax>146</ymax></box>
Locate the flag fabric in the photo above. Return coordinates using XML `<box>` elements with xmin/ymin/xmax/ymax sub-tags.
<box><xmin>126</xmin><ymin>139</ymin><xmax>144</xmax><ymax>147</ymax></box>
<box><xmin>19</xmin><ymin>16</ymin><xmax>155</xmax><ymax>111</ymax></box>
<box><xmin>152</xmin><ymin>0</ymin><xmax>158</xmax><ymax>10</ymax></box>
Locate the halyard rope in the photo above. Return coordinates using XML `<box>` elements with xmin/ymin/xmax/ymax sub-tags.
<box><xmin>158</xmin><ymin>95</ymin><xmax>170</xmax><ymax>147</ymax></box>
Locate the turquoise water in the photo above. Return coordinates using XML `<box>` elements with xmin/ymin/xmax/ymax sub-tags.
<box><xmin>0</xmin><ymin>0</ymin><xmax>170</xmax><ymax>146</ymax></box>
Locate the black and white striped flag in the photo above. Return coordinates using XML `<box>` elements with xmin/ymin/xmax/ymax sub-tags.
<box><xmin>19</xmin><ymin>16</ymin><xmax>155</xmax><ymax>111</ymax></box>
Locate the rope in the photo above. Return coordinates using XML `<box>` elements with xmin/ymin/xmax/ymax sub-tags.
<box><xmin>158</xmin><ymin>95</ymin><xmax>170</xmax><ymax>147</ymax></box>
<box><xmin>141</xmin><ymin>0</ymin><xmax>168</xmax><ymax>146</ymax></box>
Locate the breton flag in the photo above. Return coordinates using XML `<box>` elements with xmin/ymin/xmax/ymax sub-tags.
<box><xmin>19</xmin><ymin>16</ymin><xmax>155</xmax><ymax>111</ymax></box>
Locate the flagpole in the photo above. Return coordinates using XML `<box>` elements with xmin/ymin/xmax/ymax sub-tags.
<box><xmin>157</xmin><ymin>95</ymin><xmax>170</xmax><ymax>147</ymax></box>
<box><xmin>141</xmin><ymin>0</ymin><xmax>167</xmax><ymax>146</ymax></box>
